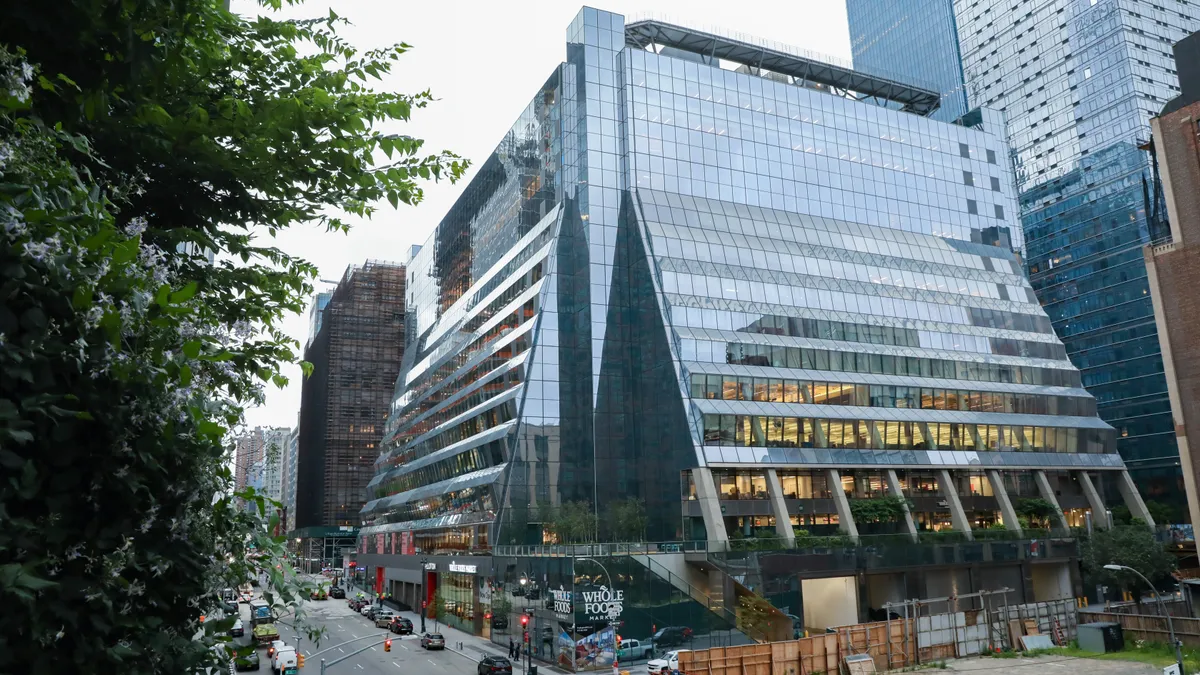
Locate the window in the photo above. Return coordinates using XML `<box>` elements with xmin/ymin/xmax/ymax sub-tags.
<box><xmin>990</xmin><ymin>176</ymin><xmax>1001</xmax><ymax>191</ymax></box>
<box><xmin>995</xmin><ymin>204</ymin><xmax>1005</xmax><ymax>219</ymax></box>
<box><xmin>963</xmin><ymin>171</ymin><xmax>974</xmax><ymax>186</ymax></box>
<box><xmin>959</xmin><ymin>142</ymin><xmax>970</xmax><ymax>158</ymax></box>
<box><xmin>986</xmin><ymin>149</ymin><xmax>997</xmax><ymax>164</ymax></box>
<box><xmin>967</xmin><ymin>199</ymin><xmax>978</xmax><ymax>215</ymax></box>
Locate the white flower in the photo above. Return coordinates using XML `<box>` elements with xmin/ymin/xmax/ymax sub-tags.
<box><xmin>123</xmin><ymin>216</ymin><xmax>148</xmax><ymax>237</ymax></box>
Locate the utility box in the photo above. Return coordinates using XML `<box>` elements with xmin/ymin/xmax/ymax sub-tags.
<box><xmin>1077</xmin><ymin>622</ymin><xmax>1124</xmax><ymax>653</ymax></box>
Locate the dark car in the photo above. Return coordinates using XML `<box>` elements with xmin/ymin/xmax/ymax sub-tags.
<box><xmin>222</xmin><ymin>600</ymin><xmax>239</xmax><ymax>615</ymax></box>
<box><xmin>389</xmin><ymin>617</ymin><xmax>414</xmax><ymax>635</ymax></box>
<box><xmin>233</xmin><ymin>649</ymin><xmax>260</xmax><ymax>672</ymax></box>
<box><xmin>650</xmin><ymin>627</ymin><xmax>692</xmax><ymax>648</ymax></box>
<box><xmin>330</xmin><ymin>587</ymin><xmax>345</xmax><ymax>599</ymax></box>
<box><xmin>477</xmin><ymin>656</ymin><xmax>513</xmax><ymax>675</ymax></box>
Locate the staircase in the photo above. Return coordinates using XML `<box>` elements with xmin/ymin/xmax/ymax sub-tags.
<box><xmin>629</xmin><ymin>553</ymin><xmax>787</xmax><ymax>644</ymax></box>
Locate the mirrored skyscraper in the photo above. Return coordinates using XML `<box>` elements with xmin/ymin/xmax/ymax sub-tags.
<box><xmin>847</xmin><ymin>0</ymin><xmax>1200</xmax><ymax>513</ymax></box>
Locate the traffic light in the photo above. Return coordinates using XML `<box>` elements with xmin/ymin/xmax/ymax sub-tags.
<box><xmin>298</xmin><ymin>654</ymin><xmax>305</xmax><ymax>667</ymax></box>
<box><xmin>520</xmin><ymin>614</ymin><xmax>529</xmax><ymax>627</ymax></box>
<box><xmin>385</xmin><ymin>639</ymin><xmax>392</xmax><ymax>652</ymax></box>
<box><xmin>616</xmin><ymin>634</ymin><xmax>622</xmax><ymax>649</ymax></box>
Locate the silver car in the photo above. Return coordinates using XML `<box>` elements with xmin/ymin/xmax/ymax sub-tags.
<box><xmin>374</xmin><ymin>610</ymin><xmax>395</xmax><ymax>628</ymax></box>
<box><xmin>420</xmin><ymin>633</ymin><xmax>445</xmax><ymax>650</ymax></box>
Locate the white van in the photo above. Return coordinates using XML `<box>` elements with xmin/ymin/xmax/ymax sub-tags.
<box><xmin>272</xmin><ymin>646</ymin><xmax>297</xmax><ymax>673</ymax></box>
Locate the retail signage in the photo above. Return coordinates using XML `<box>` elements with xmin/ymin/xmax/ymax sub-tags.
<box><xmin>448</xmin><ymin>562</ymin><xmax>477</xmax><ymax>574</ymax></box>
<box><xmin>581</xmin><ymin>585</ymin><xmax>623</xmax><ymax>620</ymax></box>
<box><xmin>423</xmin><ymin>562</ymin><xmax>437</xmax><ymax>571</ymax></box>
<box><xmin>551</xmin><ymin>586</ymin><xmax>573</xmax><ymax>615</ymax></box>
<box><xmin>400</xmin><ymin>531</ymin><xmax>415</xmax><ymax>556</ymax></box>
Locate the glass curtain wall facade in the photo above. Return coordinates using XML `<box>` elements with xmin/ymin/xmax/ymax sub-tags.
<box><xmin>847</xmin><ymin>0</ymin><xmax>971</xmax><ymax>123</ymax></box>
<box><xmin>847</xmin><ymin>0</ymin><xmax>1200</xmax><ymax>513</ymax></box>
<box><xmin>359</xmin><ymin>7</ymin><xmax>1143</xmax><ymax>553</ymax></box>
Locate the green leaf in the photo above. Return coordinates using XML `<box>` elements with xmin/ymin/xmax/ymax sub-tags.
<box><xmin>182</xmin><ymin>340</ymin><xmax>201</xmax><ymax>359</ymax></box>
<box><xmin>180</xmin><ymin>364</ymin><xmax>192</xmax><ymax>387</ymax></box>
<box><xmin>169</xmin><ymin>281</ymin><xmax>198</xmax><ymax>304</ymax></box>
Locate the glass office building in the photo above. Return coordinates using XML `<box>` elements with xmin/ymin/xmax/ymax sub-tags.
<box><xmin>847</xmin><ymin>0</ymin><xmax>970</xmax><ymax>123</ymax></box>
<box><xmin>359</xmin><ymin>8</ymin><xmax>1158</xmax><ymax>561</ymax></box>
<box><xmin>847</xmin><ymin>0</ymin><xmax>1200</xmax><ymax>512</ymax></box>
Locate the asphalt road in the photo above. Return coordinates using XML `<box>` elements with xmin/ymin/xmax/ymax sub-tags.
<box><xmin>226</xmin><ymin>590</ymin><xmax>479</xmax><ymax>675</ymax></box>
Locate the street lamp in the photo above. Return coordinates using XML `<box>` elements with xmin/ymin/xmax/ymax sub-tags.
<box><xmin>1104</xmin><ymin>563</ymin><xmax>1182</xmax><ymax>672</ymax></box>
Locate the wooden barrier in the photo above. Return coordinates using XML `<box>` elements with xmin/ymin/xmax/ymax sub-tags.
<box><xmin>1087</xmin><ymin>611</ymin><xmax>1200</xmax><ymax>647</ymax></box>
<box><xmin>678</xmin><ymin>619</ymin><xmax>915</xmax><ymax>675</ymax></box>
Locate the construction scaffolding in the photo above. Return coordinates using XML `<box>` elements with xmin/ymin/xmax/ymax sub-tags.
<box><xmin>295</xmin><ymin>260</ymin><xmax>406</xmax><ymax>530</ymax></box>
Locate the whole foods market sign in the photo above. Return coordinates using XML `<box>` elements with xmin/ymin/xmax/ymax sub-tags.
<box><xmin>551</xmin><ymin>586</ymin><xmax>573</xmax><ymax>615</ymax></box>
<box><xmin>581</xmin><ymin>586</ymin><xmax>623</xmax><ymax>620</ymax></box>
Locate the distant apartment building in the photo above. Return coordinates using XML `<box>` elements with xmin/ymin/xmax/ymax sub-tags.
<box><xmin>1145</xmin><ymin>31</ymin><xmax>1200</xmax><ymax>526</ymax></box>
<box><xmin>282</xmin><ymin>423</ymin><xmax>300</xmax><ymax>533</ymax></box>
<box><xmin>294</xmin><ymin>261</ymin><xmax>406</xmax><ymax>530</ymax></box>
<box><xmin>233</xmin><ymin>425</ymin><xmax>290</xmax><ymax>512</ymax></box>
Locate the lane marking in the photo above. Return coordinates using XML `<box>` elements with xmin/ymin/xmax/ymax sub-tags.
<box><xmin>356</xmin><ymin>665</ymin><xmax>364</xmax><ymax>670</ymax></box>
<box><xmin>338</xmin><ymin>647</ymin><xmax>345</xmax><ymax>654</ymax></box>
<box><xmin>429</xmin><ymin>659</ymin><xmax>437</xmax><ymax>666</ymax></box>
<box><xmin>393</xmin><ymin>662</ymin><xmax>402</xmax><ymax>668</ymax></box>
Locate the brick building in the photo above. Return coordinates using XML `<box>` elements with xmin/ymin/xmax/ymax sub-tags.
<box><xmin>1145</xmin><ymin>31</ymin><xmax>1200</xmax><ymax>526</ymax></box>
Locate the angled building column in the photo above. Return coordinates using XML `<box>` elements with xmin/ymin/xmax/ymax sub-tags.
<box><xmin>826</xmin><ymin>469</ymin><xmax>859</xmax><ymax>541</ymax></box>
<box><xmin>764</xmin><ymin>469</ymin><xmax>797</xmax><ymax>546</ymax></box>
<box><xmin>985</xmin><ymin>469</ymin><xmax>1023</xmax><ymax>534</ymax></box>
<box><xmin>1033</xmin><ymin>470</ymin><xmax>1070</xmax><ymax>531</ymax></box>
<box><xmin>1076</xmin><ymin>471</ymin><xmax>1108</xmax><ymax>530</ymax></box>
<box><xmin>1116</xmin><ymin>469</ymin><xmax>1157</xmax><ymax>529</ymax></box>
<box><xmin>937</xmin><ymin>469</ymin><xmax>974</xmax><ymax>540</ymax></box>
<box><xmin>692</xmin><ymin>467</ymin><xmax>730</xmax><ymax>548</ymax></box>
<box><xmin>885</xmin><ymin>469</ymin><xmax>919</xmax><ymax>541</ymax></box>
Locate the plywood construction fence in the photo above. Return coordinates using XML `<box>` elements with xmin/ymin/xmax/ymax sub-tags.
<box><xmin>678</xmin><ymin>619</ymin><xmax>914</xmax><ymax>675</ymax></box>
<box><xmin>677</xmin><ymin>601</ymin><xmax>1076</xmax><ymax>675</ymax></box>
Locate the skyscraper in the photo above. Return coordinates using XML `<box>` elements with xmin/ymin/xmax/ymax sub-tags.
<box><xmin>847</xmin><ymin>0</ymin><xmax>969</xmax><ymax>123</ymax></box>
<box><xmin>847</xmin><ymin>0</ymin><xmax>1200</xmax><ymax>515</ymax></box>
<box><xmin>295</xmin><ymin>261</ymin><xmax>406</xmax><ymax>529</ymax></box>
<box><xmin>354</xmin><ymin>8</ymin><xmax>1156</xmax><ymax>638</ymax></box>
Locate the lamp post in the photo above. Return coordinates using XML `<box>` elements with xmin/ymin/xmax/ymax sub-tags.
<box><xmin>1104</xmin><ymin>563</ymin><xmax>1182</xmax><ymax>673</ymax></box>
<box><xmin>420</xmin><ymin>557</ymin><xmax>429</xmax><ymax>633</ymax></box>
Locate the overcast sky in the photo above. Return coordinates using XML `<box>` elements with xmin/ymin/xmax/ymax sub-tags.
<box><xmin>235</xmin><ymin>0</ymin><xmax>851</xmax><ymax>430</ymax></box>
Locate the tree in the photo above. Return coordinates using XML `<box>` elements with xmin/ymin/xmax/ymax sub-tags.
<box><xmin>1015</xmin><ymin>497</ymin><xmax>1059</xmax><ymax>528</ymax></box>
<box><xmin>736</xmin><ymin>593</ymin><xmax>779</xmax><ymax>641</ymax></box>
<box><xmin>0</xmin><ymin>1</ymin><xmax>464</xmax><ymax>672</ymax></box>
<box><xmin>1081</xmin><ymin>523</ymin><xmax>1177</xmax><ymax>592</ymax></box>
<box><xmin>606</xmin><ymin>497</ymin><xmax>648</xmax><ymax>542</ymax></box>
<box><xmin>542</xmin><ymin>501</ymin><xmax>599</xmax><ymax>544</ymax></box>
<box><xmin>849</xmin><ymin>496</ymin><xmax>911</xmax><ymax>523</ymax></box>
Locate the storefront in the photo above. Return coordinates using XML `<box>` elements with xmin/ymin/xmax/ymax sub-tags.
<box><xmin>436</xmin><ymin>561</ymin><xmax>491</xmax><ymax>638</ymax></box>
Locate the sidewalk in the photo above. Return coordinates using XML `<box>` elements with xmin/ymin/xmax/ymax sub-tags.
<box><xmin>345</xmin><ymin>581</ymin><xmax>571</xmax><ymax>674</ymax></box>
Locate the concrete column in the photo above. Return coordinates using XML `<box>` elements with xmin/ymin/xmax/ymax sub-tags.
<box><xmin>985</xmin><ymin>469</ymin><xmax>1023</xmax><ymax>534</ymax></box>
<box><xmin>937</xmin><ymin>469</ymin><xmax>974</xmax><ymax>541</ymax></box>
<box><xmin>1033</xmin><ymin>470</ymin><xmax>1070</xmax><ymax>531</ymax></box>
<box><xmin>885</xmin><ymin>469</ymin><xmax>919</xmax><ymax>541</ymax></box>
<box><xmin>1076</xmin><ymin>471</ymin><xmax>1108</xmax><ymax>530</ymax></box>
<box><xmin>1116</xmin><ymin>469</ymin><xmax>1157</xmax><ymax>529</ymax></box>
<box><xmin>826</xmin><ymin>469</ymin><xmax>859</xmax><ymax>541</ymax></box>
<box><xmin>764</xmin><ymin>469</ymin><xmax>797</xmax><ymax>546</ymax></box>
<box><xmin>692</xmin><ymin>467</ymin><xmax>730</xmax><ymax>548</ymax></box>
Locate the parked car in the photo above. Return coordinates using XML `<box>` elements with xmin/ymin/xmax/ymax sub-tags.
<box><xmin>233</xmin><ymin>648</ymin><xmax>261</xmax><ymax>672</ymax></box>
<box><xmin>477</xmin><ymin>656</ymin><xmax>513</xmax><ymax>675</ymax></box>
<box><xmin>389</xmin><ymin>617</ymin><xmax>414</xmax><ymax>635</ymax></box>
<box><xmin>420</xmin><ymin>633</ymin><xmax>445</xmax><ymax>650</ymax></box>
<box><xmin>230</xmin><ymin>619</ymin><xmax>245</xmax><ymax>638</ymax></box>
<box><xmin>648</xmin><ymin>649</ymin><xmax>689</xmax><ymax>675</ymax></box>
<box><xmin>374</xmin><ymin>610</ymin><xmax>396</xmax><ymax>628</ymax></box>
<box><xmin>650</xmin><ymin>627</ymin><xmax>692</xmax><ymax>648</ymax></box>
<box><xmin>330</xmin><ymin>587</ymin><xmax>345</xmax><ymax>599</ymax></box>
<box><xmin>616</xmin><ymin>638</ymin><xmax>653</xmax><ymax>661</ymax></box>
<box><xmin>362</xmin><ymin>605</ymin><xmax>377</xmax><ymax>620</ymax></box>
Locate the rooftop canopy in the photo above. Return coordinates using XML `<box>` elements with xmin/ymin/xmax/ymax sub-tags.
<box><xmin>624</xmin><ymin>18</ymin><xmax>942</xmax><ymax>117</ymax></box>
